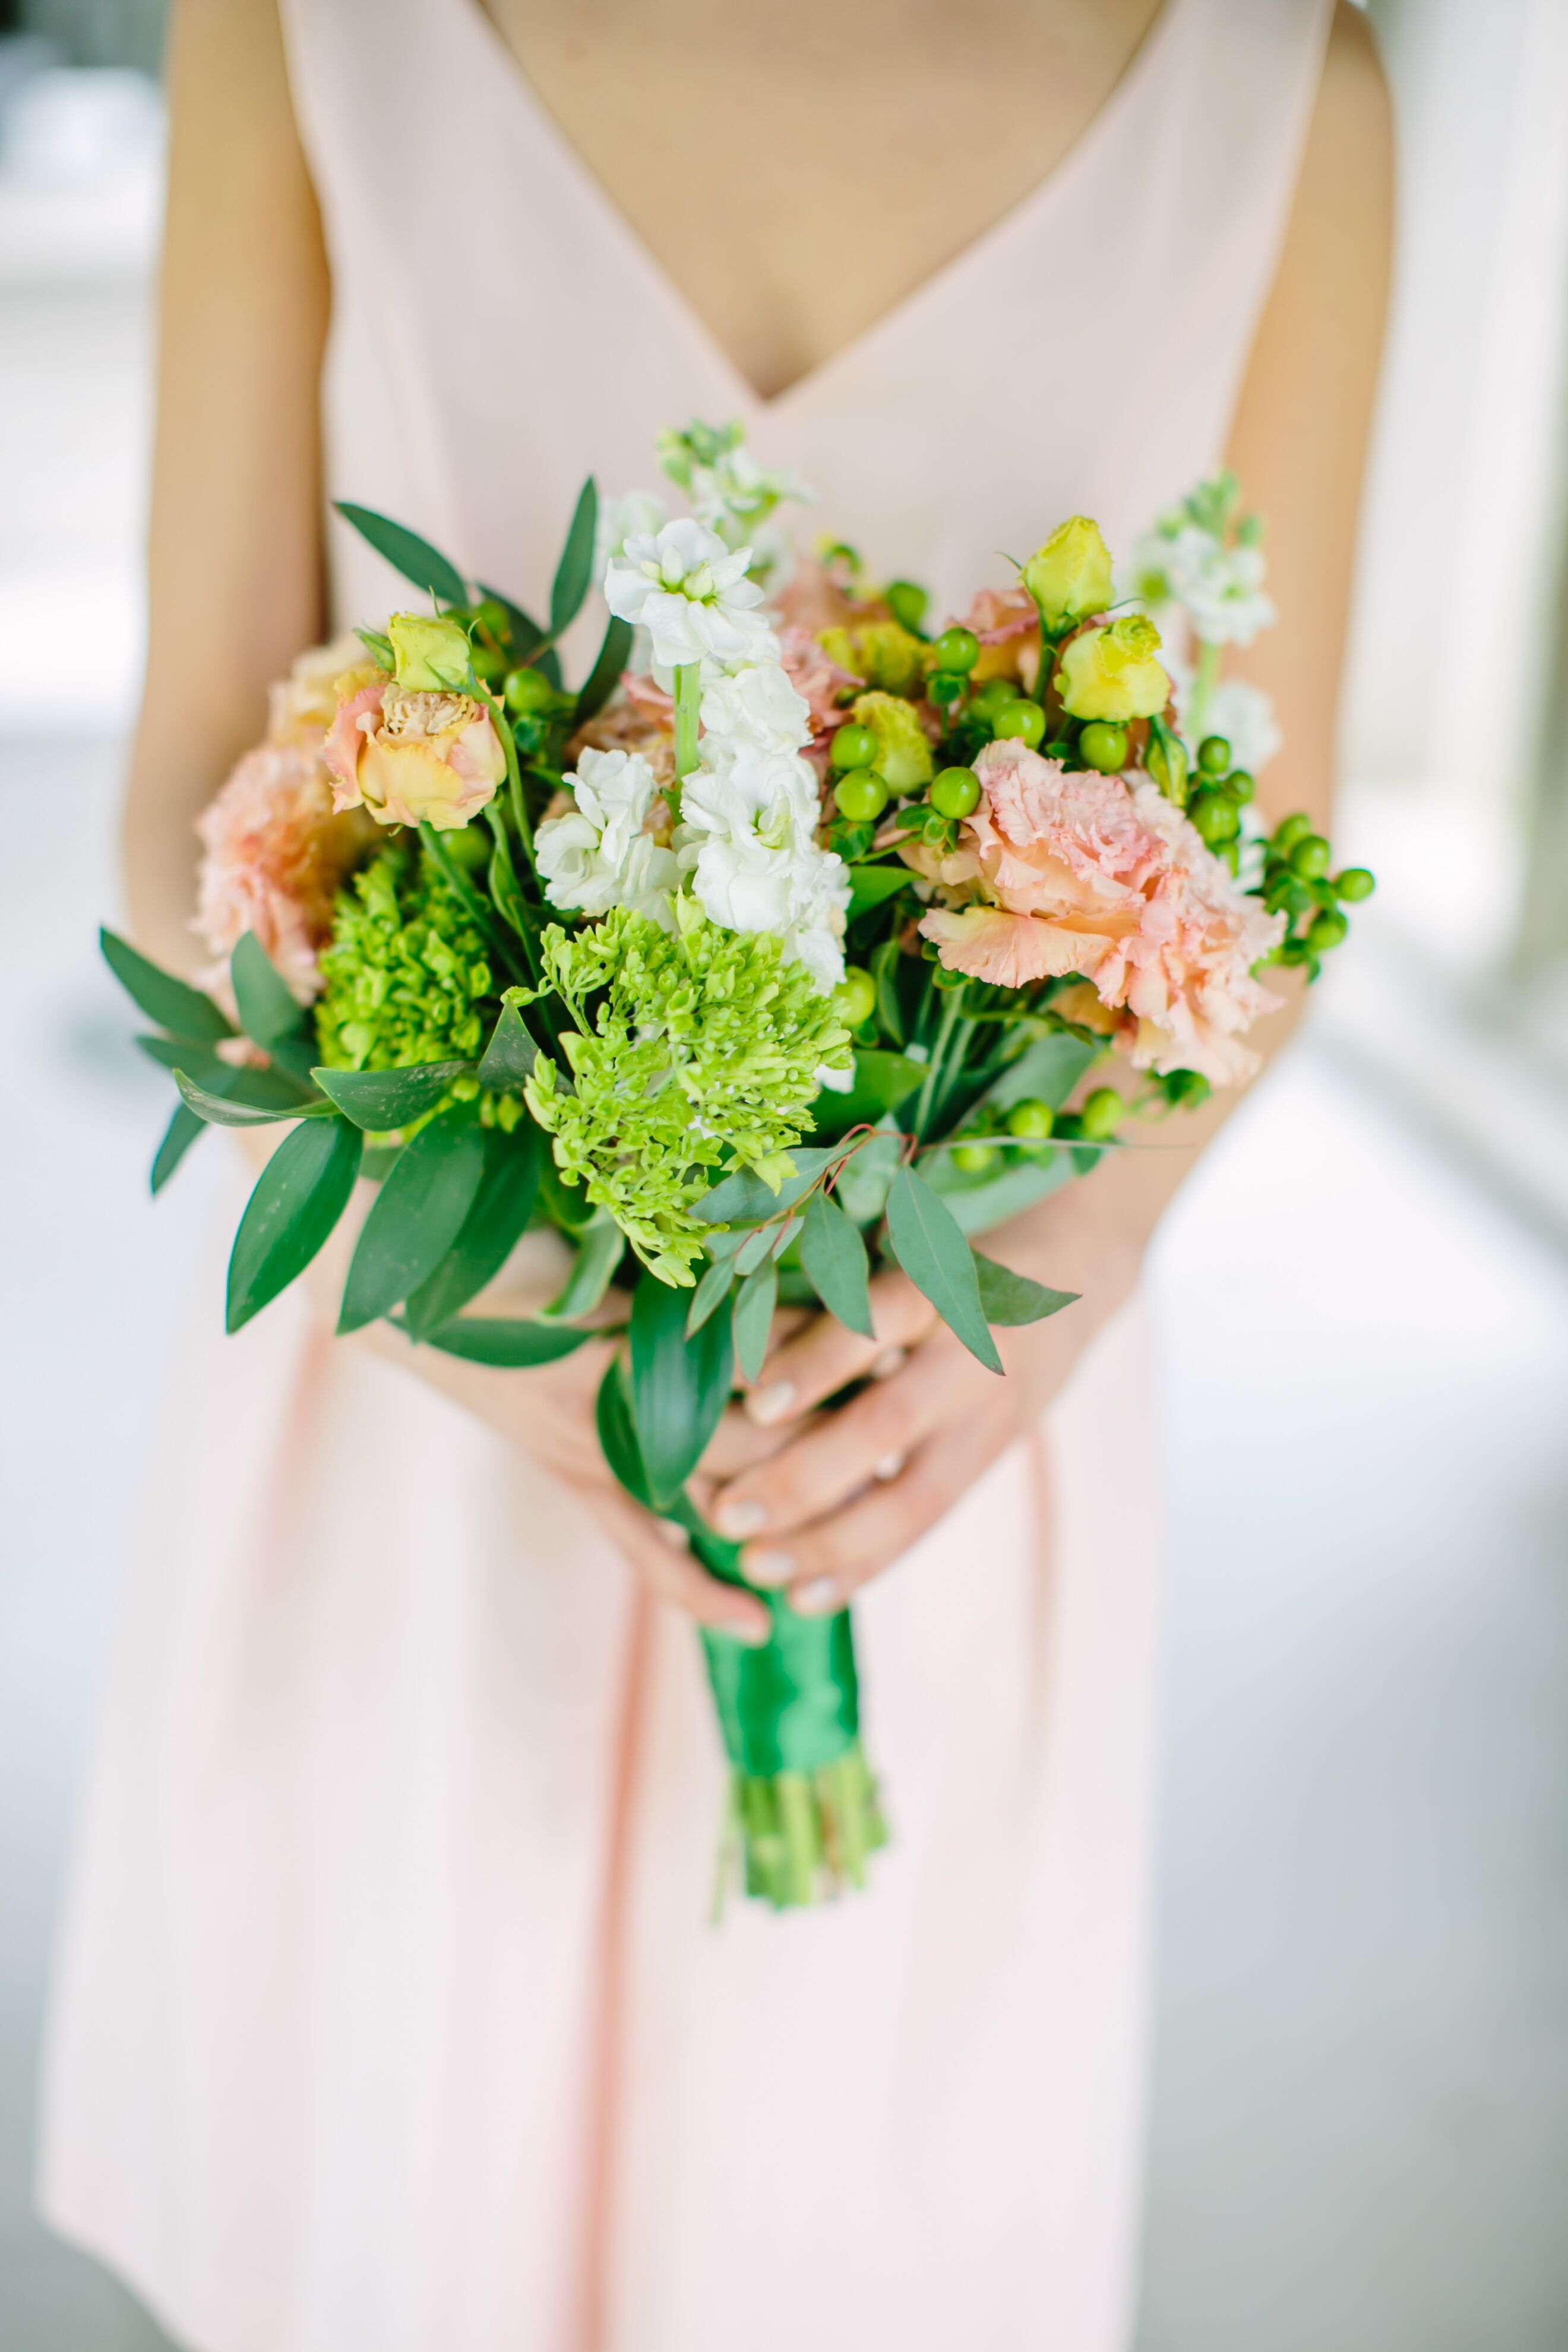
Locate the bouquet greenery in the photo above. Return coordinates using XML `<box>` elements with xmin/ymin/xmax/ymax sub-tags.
<box><xmin>104</xmin><ymin>423</ymin><xmax>1372</xmax><ymax>1909</ymax></box>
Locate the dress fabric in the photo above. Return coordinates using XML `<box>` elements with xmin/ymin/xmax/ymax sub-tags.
<box><xmin>40</xmin><ymin>2</ymin><xmax>1331</xmax><ymax>2345</ymax></box>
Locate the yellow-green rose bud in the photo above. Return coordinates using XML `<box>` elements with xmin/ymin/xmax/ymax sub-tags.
<box><xmin>851</xmin><ymin>689</ymin><xmax>934</xmax><ymax>794</ymax></box>
<box><xmin>387</xmin><ymin>612</ymin><xmax>473</xmax><ymax>694</ymax></box>
<box><xmin>1022</xmin><ymin>516</ymin><xmax>1115</xmax><ymax>633</ymax></box>
<box><xmin>1055</xmin><ymin>615</ymin><xmax>1170</xmax><ymax>723</ymax></box>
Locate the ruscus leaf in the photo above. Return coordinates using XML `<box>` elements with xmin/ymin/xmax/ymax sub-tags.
<box><xmin>226</xmin><ymin>1115</ymin><xmax>362</xmax><ymax>1332</ymax></box>
<box><xmin>597</xmin><ymin>1354</ymin><xmax>653</xmax><ymax>1508</ymax></box>
<box><xmin>550</xmin><ymin>477</ymin><xmax>598</xmax><ymax>636</ymax></box>
<box><xmin>337</xmin><ymin>1112</ymin><xmax>487</xmax><ymax>1333</ymax></box>
<box><xmin>884</xmin><ymin>1163</ymin><xmax>1003</xmax><ymax>1373</ymax></box>
<box><xmin>573</xmin><ymin>613</ymin><xmax>634</xmax><ymax>725</ymax></box>
<box><xmin>413</xmin><ymin>1315</ymin><xmax>592</xmax><ymax>1368</ymax></box>
<box><xmin>174</xmin><ymin>1070</ymin><xmax>335</xmax><ymax>1127</ymax></box>
<box><xmin>312</xmin><ymin>1061</ymin><xmax>471</xmax><ymax>1131</ymax></box>
<box><xmin>846</xmin><ymin>863</ymin><xmax>911</xmax><ymax>922</ymax></box>
<box><xmin>334</xmin><ymin>502</ymin><xmax>467</xmax><ymax>605</ymax></box>
<box><xmin>101</xmin><ymin>927</ymin><xmax>233</xmax><ymax>1042</ymax></box>
<box><xmin>476</xmin><ymin>997</ymin><xmax>538</xmax><ymax>1090</ymax></box>
<box><xmin>403</xmin><ymin>1121</ymin><xmax>542</xmax><ymax>1338</ymax></box>
<box><xmin>150</xmin><ymin>1101</ymin><xmax>205</xmax><ymax>1194</ymax></box>
<box><xmin>629</xmin><ymin>1270</ymin><xmax>735</xmax><ymax>1504</ymax></box>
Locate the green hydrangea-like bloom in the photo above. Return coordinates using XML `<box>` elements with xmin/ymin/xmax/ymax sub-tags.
<box><xmin>524</xmin><ymin>899</ymin><xmax>851</xmax><ymax>1284</ymax></box>
<box><xmin>315</xmin><ymin>842</ymin><xmax>495</xmax><ymax>1092</ymax></box>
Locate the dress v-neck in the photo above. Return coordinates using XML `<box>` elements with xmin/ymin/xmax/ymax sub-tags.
<box><xmin>453</xmin><ymin>0</ymin><xmax>1184</xmax><ymax>412</ymax></box>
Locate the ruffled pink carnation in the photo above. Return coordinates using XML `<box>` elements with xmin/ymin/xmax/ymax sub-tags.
<box><xmin>194</xmin><ymin>739</ymin><xmax>371</xmax><ymax>1006</ymax></box>
<box><xmin>777</xmin><ymin>625</ymin><xmax>863</xmax><ymax>735</ymax></box>
<box><xmin>915</xmin><ymin>739</ymin><xmax>1284</xmax><ymax>1085</ymax></box>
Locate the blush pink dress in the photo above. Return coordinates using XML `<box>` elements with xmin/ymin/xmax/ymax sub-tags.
<box><xmin>42</xmin><ymin>3</ymin><xmax>1332</xmax><ymax>2346</ymax></box>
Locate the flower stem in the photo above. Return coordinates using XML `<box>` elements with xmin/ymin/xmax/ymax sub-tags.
<box><xmin>475</xmin><ymin>681</ymin><xmax>534</xmax><ymax>866</ymax></box>
<box><xmin>912</xmin><ymin>986</ymin><xmax>966</xmax><ymax>1140</ymax></box>
<box><xmin>672</xmin><ymin>661</ymin><xmax>702</xmax><ymax>817</ymax></box>
<box><xmin>1188</xmin><ymin>638</ymin><xmax>1222</xmax><ymax>744</ymax></box>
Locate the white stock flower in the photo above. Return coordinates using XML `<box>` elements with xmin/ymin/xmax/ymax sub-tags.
<box><xmin>603</xmin><ymin>517</ymin><xmax>776</xmax><ymax>674</ymax></box>
<box><xmin>677</xmin><ymin>742</ymin><xmax>849</xmax><ymax>990</ymax></box>
<box><xmin>535</xmin><ymin>747</ymin><xmax>679</xmax><ymax>930</ymax></box>
<box><xmin>595</xmin><ymin>487</ymin><xmax>669</xmax><ymax>577</ymax></box>
<box><xmin>1168</xmin><ymin>663</ymin><xmax>1282</xmax><ymax>775</ymax></box>
<box><xmin>1138</xmin><ymin>524</ymin><xmax>1275</xmax><ymax>647</ymax></box>
<box><xmin>698</xmin><ymin>659</ymin><xmax>813</xmax><ymax>756</ymax></box>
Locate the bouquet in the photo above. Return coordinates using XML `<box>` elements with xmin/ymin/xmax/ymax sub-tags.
<box><xmin>104</xmin><ymin>422</ymin><xmax>1373</xmax><ymax>1910</ymax></box>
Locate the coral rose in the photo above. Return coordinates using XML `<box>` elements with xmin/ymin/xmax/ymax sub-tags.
<box><xmin>325</xmin><ymin>674</ymin><xmax>506</xmax><ymax>832</ymax></box>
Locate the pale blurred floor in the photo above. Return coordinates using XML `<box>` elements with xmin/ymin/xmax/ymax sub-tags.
<box><xmin>2</xmin><ymin>97</ymin><xmax>1567</xmax><ymax>2352</ymax></box>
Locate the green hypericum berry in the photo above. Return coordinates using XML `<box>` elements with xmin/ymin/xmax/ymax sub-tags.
<box><xmin>1289</xmin><ymin>834</ymin><xmax>1330</xmax><ymax>880</ymax></box>
<box><xmin>930</xmin><ymin>764</ymin><xmax>982</xmax><ymax>818</ymax></box>
<box><xmin>1189</xmin><ymin>789</ymin><xmax>1241</xmax><ymax>845</ymax></box>
<box><xmin>931</xmin><ymin>625</ymin><xmax>981</xmax><ymax>675</ymax></box>
<box><xmin>991</xmin><ymin>697</ymin><xmax>1045</xmax><ymax>749</ymax></box>
<box><xmin>833</xmin><ymin>767</ymin><xmax>889</xmax><ymax>822</ymax></box>
<box><xmin>1077</xmin><ymin>720</ymin><xmax>1129</xmax><ymax>773</ymax></box>
<box><xmin>504</xmin><ymin>665</ymin><xmax>554</xmax><ymax>714</ymax></box>
<box><xmin>1077</xmin><ymin>1086</ymin><xmax>1125</xmax><ymax>1140</ymax></box>
<box><xmin>1197</xmin><ymin>734</ymin><xmax>1232</xmax><ymax>775</ymax></box>
<box><xmin>833</xmin><ymin>966</ymin><xmax>877</xmax><ymax>1028</ymax></box>
<box><xmin>1006</xmin><ymin>1098</ymin><xmax>1055</xmax><ymax>1139</ymax></box>
<box><xmin>830</xmin><ymin>720</ymin><xmax>878</xmax><ymax>771</ymax></box>
<box><xmin>952</xmin><ymin>1141</ymin><xmax>1001</xmax><ymax>1175</ymax></box>
<box><xmin>1307</xmin><ymin>908</ymin><xmax>1348</xmax><ymax>951</ymax></box>
<box><xmin>1272</xmin><ymin>811</ymin><xmax>1313</xmax><ymax>853</ymax></box>
<box><xmin>884</xmin><ymin>578</ymin><xmax>928</xmax><ymax>635</ymax></box>
<box><xmin>1335</xmin><ymin>867</ymin><xmax>1376</xmax><ymax>902</ymax></box>
<box><xmin>970</xmin><ymin>676</ymin><xmax>1018</xmax><ymax>720</ymax></box>
<box><xmin>1225</xmin><ymin>769</ymin><xmax>1255</xmax><ymax>804</ymax></box>
<box><xmin>471</xmin><ymin>641</ymin><xmax>508</xmax><ymax>685</ymax></box>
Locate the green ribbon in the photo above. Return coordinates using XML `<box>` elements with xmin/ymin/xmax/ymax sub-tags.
<box><xmin>691</xmin><ymin>1520</ymin><xmax>861</xmax><ymax>1778</ymax></box>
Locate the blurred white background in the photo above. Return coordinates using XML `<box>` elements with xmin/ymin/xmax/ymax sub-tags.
<box><xmin>1</xmin><ymin>4</ymin><xmax>1566</xmax><ymax>2348</ymax></box>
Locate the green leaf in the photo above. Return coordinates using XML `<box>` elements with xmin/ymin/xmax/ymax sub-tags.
<box><xmin>231</xmin><ymin>931</ymin><xmax>305</xmax><ymax>1048</ymax></box>
<box><xmin>312</xmin><ymin>1060</ymin><xmax>471</xmax><ymax>1131</ymax></box>
<box><xmin>972</xmin><ymin>1031</ymin><xmax>1098</xmax><ymax>1119</ymax></box>
<box><xmin>151</xmin><ymin>1101</ymin><xmax>205</xmax><ymax>1194</ymax></box>
<box><xmin>970</xmin><ymin>1252</ymin><xmax>1079</xmax><ymax>1326</ymax></box>
<box><xmin>226</xmin><ymin>1114</ymin><xmax>362</xmax><ymax>1332</ymax></box>
<box><xmin>685</xmin><ymin>1255</ymin><xmax>735</xmax><ymax>1336</ymax></box>
<box><xmin>810</xmin><ymin>1048</ymin><xmax>926</xmax><ymax>1142</ymax></box>
<box><xmin>138</xmin><ymin>1035</ymin><xmax>308</xmax><ymax>1109</ymax></box>
<box><xmin>921</xmin><ymin>1144</ymin><xmax>1076</xmax><ymax>1233</ymax></box>
<box><xmin>550</xmin><ymin>476</ymin><xmax>598</xmax><ymax>636</ymax></box>
<box><xmin>574</xmin><ymin>613</ymin><xmax>633</xmax><ymax>725</ymax></box>
<box><xmin>799</xmin><ymin>1189</ymin><xmax>874</xmax><ymax>1338</ymax></box>
<box><xmin>485</xmin><ymin>823</ymin><xmax>533</xmax><ymax>946</ymax></box>
<box><xmin>629</xmin><ymin>1270</ymin><xmax>735</xmax><ymax>1504</ymax></box>
<box><xmin>476</xmin><ymin>997</ymin><xmax>538</xmax><ymax>1090</ymax></box>
<box><xmin>403</xmin><ymin>1121</ymin><xmax>542</xmax><ymax>1338</ymax></box>
<box><xmin>596</xmin><ymin>1355</ymin><xmax>653</xmax><ymax>1508</ymax></box>
<box><xmin>884</xmin><ymin>1162</ymin><xmax>1003</xmax><ymax>1373</ymax></box>
<box><xmin>174</xmin><ymin>1068</ymin><xmax>336</xmax><ymax>1127</ymax></box>
<box><xmin>731</xmin><ymin>1260</ymin><xmax>778</xmax><ymax>1384</ymax></box>
<box><xmin>871</xmin><ymin>937</ymin><xmax>906</xmax><ymax>1047</ymax></box>
<box><xmin>413</xmin><ymin>1314</ymin><xmax>592</xmax><ymax>1367</ymax></box>
<box><xmin>539</xmin><ymin>1210</ymin><xmax>626</xmax><ymax>1321</ymax></box>
<box><xmin>846</xmin><ymin>862</ymin><xmax>911</xmax><ymax>922</ymax></box>
<box><xmin>693</xmin><ymin>1144</ymin><xmax>849</xmax><ymax>1228</ymax></box>
<box><xmin>334</xmin><ymin>501</ymin><xmax>467</xmax><ymax>605</ymax></box>
<box><xmin>337</xmin><ymin>1112</ymin><xmax>487</xmax><ymax>1333</ymax></box>
<box><xmin>478</xmin><ymin>583</ymin><xmax>561</xmax><ymax>690</ymax></box>
<box><xmin>100</xmin><ymin>927</ymin><xmax>233</xmax><ymax>1042</ymax></box>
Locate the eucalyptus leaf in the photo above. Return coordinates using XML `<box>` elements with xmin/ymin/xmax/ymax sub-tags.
<box><xmin>477</xmin><ymin>997</ymin><xmax>538</xmax><ymax>1089</ymax></box>
<box><xmin>151</xmin><ymin>1101</ymin><xmax>205</xmax><ymax>1194</ymax></box>
<box><xmin>403</xmin><ymin>1121</ymin><xmax>541</xmax><ymax>1338</ymax></box>
<box><xmin>846</xmin><ymin>862</ymin><xmax>911</xmax><ymax>922</ymax></box>
<box><xmin>832</xmin><ymin>1126</ymin><xmax>901</xmax><ymax>1226</ymax></box>
<box><xmin>334</xmin><ymin>501</ymin><xmax>467</xmax><ymax>605</ymax></box>
<box><xmin>734</xmin><ymin>1225</ymin><xmax>774</xmax><ymax>1276</ymax></box>
<box><xmin>799</xmin><ymin>1190</ymin><xmax>874</xmax><ymax>1338</ymax></box>
<box><xmin>550</xmin><ymin>477</ymin><xmax>598</xmax><ymax>636</ymax></box>
<box><xmin>538</xmin><ymin>1211</ymin><xmax>625</xmax><ymax>1321</ymax></box>
<box><xmin>694</xmin><ymin>1144</ymin><xmax>848</xmax><ymax>1228</ymax></box>
<box><xmin>175</xmin><ymin>1069</ymin><xmax>335</xmax><ymax>1127</ymax></box>
<box><xmin>731</xmin><ymin>1260</ymin><xmax>778</xmax><ymax>1384</ymax></box>
<box><xmin>226</xmin><ymin>1114</ymin><xmax>362</xmax><ymax>1333</ymax></box>
<box><xmin>101</xmin><ymin>927</ymin><xmax>233</xmax><ymax>1042</ymax></box>
<box><xmin>413</xmin><ymin>1314</ymin><xmax>591</xmax><ymax>1368</ymax></box>
<box><xmin>312</xmin><ymin>1060</ymin><xmax>471</xmax><ymax>1131</ymax></box>
<box><xmin>970</xmin><ymin>1253</ymin><xmax>1079</xmax><ymax>1326</ymax></box>
<box><xmin>809</xmin><ymin>1048</ymin><xmax>926</xmax><ymax>1143</ymax></box>
<box><xmin>337</xmin><ymin>1112</ymin><xmax>487</xmax><ymax>1333</ymax></box>
<box><xmin>574</xmin><ymin>613</ymin><xmax>634</xmax><ymax>725</ymax></box>
<box><xmin>685</xmin><ymin>1256</ymin><xmax>735</xmax><ymax>1337</ymax></box>
<box><xmin>629</xmin><ymin>1270</ymin><xmax>735</xmax><ymax>1505</ymax></box>
<box><xmin>884</xmin><ymin>1162</ymin><xmax>1002</xmax><ymax>1373</ymax></box>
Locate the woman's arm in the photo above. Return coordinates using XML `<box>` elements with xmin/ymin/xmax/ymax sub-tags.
<box><xmin>696</xmin><ymin>1</ymin><xmax>1395</xmax><ymax>1608</ymax></box>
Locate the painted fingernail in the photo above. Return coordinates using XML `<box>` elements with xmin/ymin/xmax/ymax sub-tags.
<box><xmin>870</xmin><ymin>1346</ymin><xmax>906</xmax><ymax>1380</ymax></box>
<box><xmin>715</xmin><ymin>1497</ymin><xmax>767</xmax><ymax>1538</ymax></box>
<box><xmin>793</xmin><ymin>1576</ymin><xmax>839</xmax><ymax>1616</ymax></box>
<box><xmin>656</xmin><ymin>1519</ymin><xmax>691</xmax><ymax>1550</ymax></box>
<box><xmin>745</xmin><ymin>1547</ymin><xmax>796</xmax><ymax>1586</ymax></box>
<box><xmin>872</xmin><ymin>1451</ymin><xmax>905</xmax><ymax>1482</ymax></box>
<box><xmin>746</xmin><ymin>1380</ymin><xmax>796</xmax><ymax>1425</ymax></box>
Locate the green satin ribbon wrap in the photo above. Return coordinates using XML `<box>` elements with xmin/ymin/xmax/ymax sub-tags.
<box><xmin>690</xmin><ymin>1526</ymin><xmax>861</xmax><ymax>1780</ymax></box>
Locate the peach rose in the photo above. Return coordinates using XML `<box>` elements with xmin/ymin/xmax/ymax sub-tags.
<box><xmin>325</xmin><ymin>675</ymin><xmax>506</xmax><ymax>832</ymax></box>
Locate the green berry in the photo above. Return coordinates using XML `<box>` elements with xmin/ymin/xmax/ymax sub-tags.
<box><xmin>1289</xmin><ymin>834</ymin><xmax>1331</xmax><ymax>880</ymax></box>
<box><xmin>952</xmin><ymin>1141</ymin><xmax>1001</xmax><ymax>1175</ymax></box>
<box><xmin>830</xmin><ymin>720</ymin><xmax>878</xmax><ymax>771</ymax></box>
<box><xmin>1006</xmin><ymin>1098</ymin><xmax>1055</xmax><ymax>1140</ymax></box>
<box><xmin>1189</xmin><ymin>789</ymin><xmax>1241</xmax><ymax>845</ymax></box>
<box><xmin>885</xmin><ymin>578</ymin><xmax>928</xmax><ymax>635</ymax></box>
<box><xmin>504</xmin><ymin>665</ymin><xmax>554</xmax><ymax>714</ymax></box>
<box><xmin>474</xmin><ymin>598</ymin><xmax>510</xmax><ymax>641</ymax></box>
<box><xmin>833</xmin><ymin>966</ymin><xmax>877</xmax><ymax>1028</ymax></box>
<box><xmin>445</xmin><ymin>824</ymin><xmax>490</xmax><ymax>871</ymax></box>
<box><xmin>1078</xmin><ymin>720</ymin><xmax>1129</xmax><ymax>773</ymax></box>
<box><xmin>930</xmin><ymin>764</ymin><xmax>982</xmax><ymax>819</ymax></box>
<box><xmin>1078</xmin><ymin>1087</ymin><xmax>1125</xmax><ymax>1141</ymax></box>
<box><xmin>970</xmin><ymin>676</ymin><xmax>1017</xmax><ymax>720</ymax></box>
<box><xmin>1335</xmin><ymin>867</ymin><xmax>1376</xmax><ymax>903</ymax></box>
<box><xmin>991</xmin><ymin>697</ymin><xmax>1046</xmax><ymax>750</ymax></box>
<box><xmin>1307</xmin><ymin>908</ymin><xmax>1348</xmax><ymax>953</ymax></box>
<box><xmin>470</xmin><ymin>641</ymin><xmax>508</xmax><ymax>684</ymax></box>
<box><xmin>1272</xmin><ymin>811</ymin><xmax>1313</xmax><ymax>853</ymax></box>
<box><xmin>833</xmin><ymin>767</ymin><xmax>889</xmax><ymax>823</ymax></box>
<box><xmin>932</xmin><ymin>625</ymin><xmax>980</xmax><ymax>675</ymax></box>
<box><xmin>1197</xmin><ymin>734</ymin><xmax>1231</xmax><ymax>775</ymax></box>
<box><xmin>1225</xmin><ymin>769</ymin><xmax>1255</xmax><ymax>804</ymax></box>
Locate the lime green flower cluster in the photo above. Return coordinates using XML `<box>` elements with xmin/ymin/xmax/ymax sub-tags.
<box><xmin>315</xmin><ymin>843</ymin><xmax>495</xmax><ymax>1089</ymax></box>
<box><xmin>524</xmin><ymin>900</ymin><xmax>851</xmax><ymax>1284</ymax></box>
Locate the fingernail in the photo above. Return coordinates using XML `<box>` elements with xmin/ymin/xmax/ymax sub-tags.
<box><xmin>714</xmin><ymin>1497</ymin><xmax>767</xmax><ymax>1538</ymax></box>
<box><xmin>872</xmin><ymin>1451</ymin><xmax>905</xmax><ymax>1482</ymax></box>
<box><xmin>745</xmin><ymin>1547</ymin><xmax>796</xmax><ymax>1587</ymax></box>
<box><xmin>746</xmin><ymin>1380</ymin><xmax>796</xmax><ymax>1425</ymax></box>
<box><xmin>870</xmin><ymin>1346</ymin><xmax>906</xmax><ymax>1381</ymax></box>
<box><xmin>726</xmin><ymin>1608</ymin><xmax>770</xmax><ymax>1646</ymax></box>
<box><xmin>656</xmin><ymin>1519</ymin><xmax>690</xmax><ymax>1550</ymax></box>
<box><xmin>793</xmin><ymin>1576</ymin><xmax>839</xmax><ymax>1616</ymax></box>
